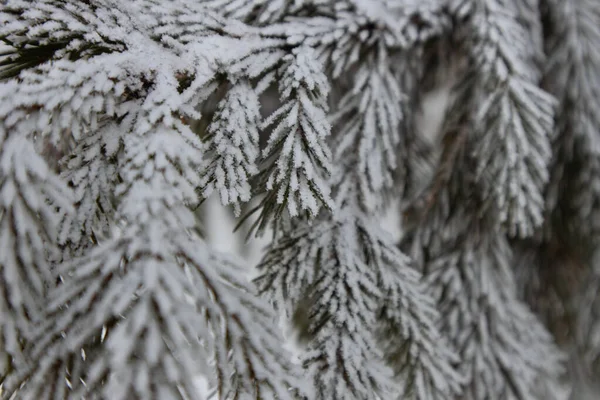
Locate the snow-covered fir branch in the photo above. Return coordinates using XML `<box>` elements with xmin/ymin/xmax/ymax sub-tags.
<box><xmin>454</xmin><ymin>0</ymin><xmax>556</xmax><ymax>238</ymax></box>
<box><xmin>332</xmin><ymin>60</ymin><xmax>405</xmax><ymax>211</ymax></box>
<box><xmin>0</xmin><ymin>131</ymin><xmax>73</xmax><ymax>378</ymax></box>
<box><xmin>200</xmin><ymin>80</ymin><xmax>260</xmax><ymax>217</ymax></box>
<box><xmin>541</xmin><ymin>0</ymin><xmax>600</xmax><ymax>244</ymax></box>
<box><xmin>401</xmin><ymin>61</ymin><xmax>565</xmax><ymax>399</ymax></box>
<box><xmin>535</xmin><ymin>0</ymin><xmax>600</xmax><ymax>385</ymax></box>
<box><xmin>252</xmin><ymin>47</ymin><xmax>334</xmax><ymax>234</ymax></box>
<box><xmin>0</xmin><ymin>0</ymin><xmax>305</xmax><ymax>397</ymax></box>
<box><xmin>57</xmin><ymin>122</ymin><xmax>122</xmax><ymax>259</ymax></box>
<box><xmin>256</xmin><ymin>202</ymin><xmax>463</xmax><ymax>399</ymax></box>
<box><xmin>1</xmin><ymin>0</ymin><xmax>594</xmax><ymax>399</ymax></box>
<box><xmin>0</xmin><ymin>0</ymin><xmax>127</xmax><ymax>81</ymax></box>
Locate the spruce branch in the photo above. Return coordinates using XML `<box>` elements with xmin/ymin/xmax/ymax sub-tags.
<box><xmin>541</xmin><ymin>0</ymin><xmax>600</xmax><ymax>244</ymax></box>
<box><xmin>0</xmin><ymin>0</ymin><xmax>126</xmax><ymax>81</ymax></box>
<box><xmin>423</xmin><ymin>229</ymin><xmax>565</xmax><ymax>399</ymax></box>
<box><xmin>401</xmin><ymin>63</ymin><xmax>474</xmax><ymax>231</ymax></box>
<box><xmin>255</xmin><ymin>211</ymin><xmax>395</xmax><ymax>400</ymax></box>
<box><xmin>56</xmin><ymin>120</ymin><xmax>123</xmax><ymax>260</ymax></box>
<box><xmin>0</xmin><ymin>54</ymin><xmax>134</xmax><ymax>146</ymax></box>
<box><xmin>332</xmin><ymin>59</ymin><xmax>406</xmax><ymax>212</ymax></box>
<box><xmin>0</xmin><ymin>132</ymin><xmax>74</xmax><ymax>384</ymax></box>
<box><xmin>10</xmin><ymin>88</ymin><xmax>305</xmax><ymax>398</ymax></box>
<box><xmin>512</xmin><ymin>238</ymin><xmax>585</xmax><ymax>349</ymax></box>
<box><xmin>202</xmin><ymin>0</ymin><xmax>330</xmax><ymax>25</ymax></box>
<box><xmin>0</xmin><ymin>2</ymin><xmax>310</xmax><ymax>397</ymax></box>
<box><xmin>575</xmin><ymin>250</ymin><xmax>600</xmax><ymax>380</ymax></box>
<box><xmin>538</xmin><ymin>0</ymin><xmax>600</xmax><ymax>380</ymax></box>
<box><xmin>463</xmin><ymin>0</ymin><xmax>556</xmax><ymax>238</ymax></box>
<box><xmin>401</xmin><ymin>43</ymin><xmax>565</xmax><ymax>397</ymax></box>
<box><xmin>0</xmin><ymin>0</ymin><xmax>582</xmax><ymax>399</ymax></box>
<box><xmin>472</xmin><ymin>77</ymin><xmax>555</xmax><ymax>237</ymax></box>
<box><xmin>251</xmin><ymin>47</ymin><xmax>334</xmax><ymax>235</ymax></box>
<box><xmin>256</xmin><ymin>204</ymin><xmax>464</xmax><ymax>399</ymax></box>
<box><xmin>404</xmin><ymin>168</ymin><xmax>565</xmax><ymax>400</ymax></box>
<box><xmin>272</xmin><ymin>0</ymin><xmax>451</xmax><ymax>78</ymax></box>
<box><xmin>366</xmin><ymin>224</ymin><xmax>465</xmax><ymax>400</ymax></box>
<box><xmin>200</xmin><ymin>80</ymin><xmax>261</xmax><ymax>217</ymax></box>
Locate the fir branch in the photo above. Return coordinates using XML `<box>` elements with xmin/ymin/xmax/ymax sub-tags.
<box><xmin>541</xmin><ymin>0</ymin><xmax>600</xmax><ymax>244</ymax></box>
<box><xmin>200</xmin><ymin>80</ymin><xmax>261</xmax><ymax>217</ymax></box>
<box><xmin>404</xmin><ymin>165</ymin><xmax>566</xmax><ymax>400</ymax></box>
<box><xmin>56</xmin><ymin>120</ymin><xmax>123</xmax><ymax>260</ymax></box>
<box><xmin>256</xmin><ymin>207</ymin><xmax>463</xmax><ymax>399</ymax></box>
<box><xmin>464</xmin><ymin>0</ymin><xmax>556</xmax><ymax>238</ymax></box>
<box><xmin>0</xmin><ymin>1</ymin><xmax>584</xmax><ymax>399</ymax></box>
<box><xmin>0</xmin><ymin>0</ymin><xmax>126</xmax><ymax>81</ymax></box>
<box><xmin>0</xmin><ymin>54</ymin><xmax>136</xmax><ymax>146</ymax></box>
<box><xmin>201</xmin><ymin>0</ymin><xmax>331</xmax><ymax>25</ymax></box>
<box><xmin>512</xmin><ymin>238</ymin><xmax>585</xmax><ymax>348</ymax></box>
<box><xmin>251</xmin><ymin>47</ymin><xmax>334</xmax><ymax>235</ymax></box>
<box><xmin>401</xmin><ymin>38</ymin><xmax>566</xmax><ymax>396</ymax></box>
<box><xmin>539</xmin><ymin>0</ymin><xmax>600</xmax><ymax>381</ymax></box>
<box><xmin>423</xmin><ymin>228</ymin><xmax>565</xmax><ymax>399</ymax></box>
<box><xmin>0</xmin><ymin>2</ymin><xmax>308</xmax><ymax>396</ymax></box>
<box><xmin>576</xmin><ymin>250</ymin><xmax>600</xmax><ymax>380</ymax></box>
<box><xmin>272</xmin><ymin>0</ymin><xmax>451</xmax><ymax>78</ymax></box>
<box><xmin>332</xmin><ymin>58</ymin><xmax>406</xmax><ymax>211</ymax></box>
<box><xmin>401</xmin><ymin>62</ymin><xmax>474</xmax><ymax>230</ymax></box>
<box><xmin>255</xmin><ymin>212</ymin><xmax>396</xmax><ymax>400</ymax></box>
<box><xmin>9</xmin><ymin>82</ymin><xmax>305</xmax><ymax>398</ymax></box>
<box><xmin>366</xmin><ymin>222</ymin><xmax>465</xmax><ymax>400</ymax></box>
<box><xmin>0</xmin><ymin>133</ymin><xmax>74</xmax><ymax>383</ymax></box>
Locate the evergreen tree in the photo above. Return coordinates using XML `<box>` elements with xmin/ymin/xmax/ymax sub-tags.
<box><xmin>1</xmin><ymin>0</ymin><xmax>599</xmax><ymax>399</ymax></box>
